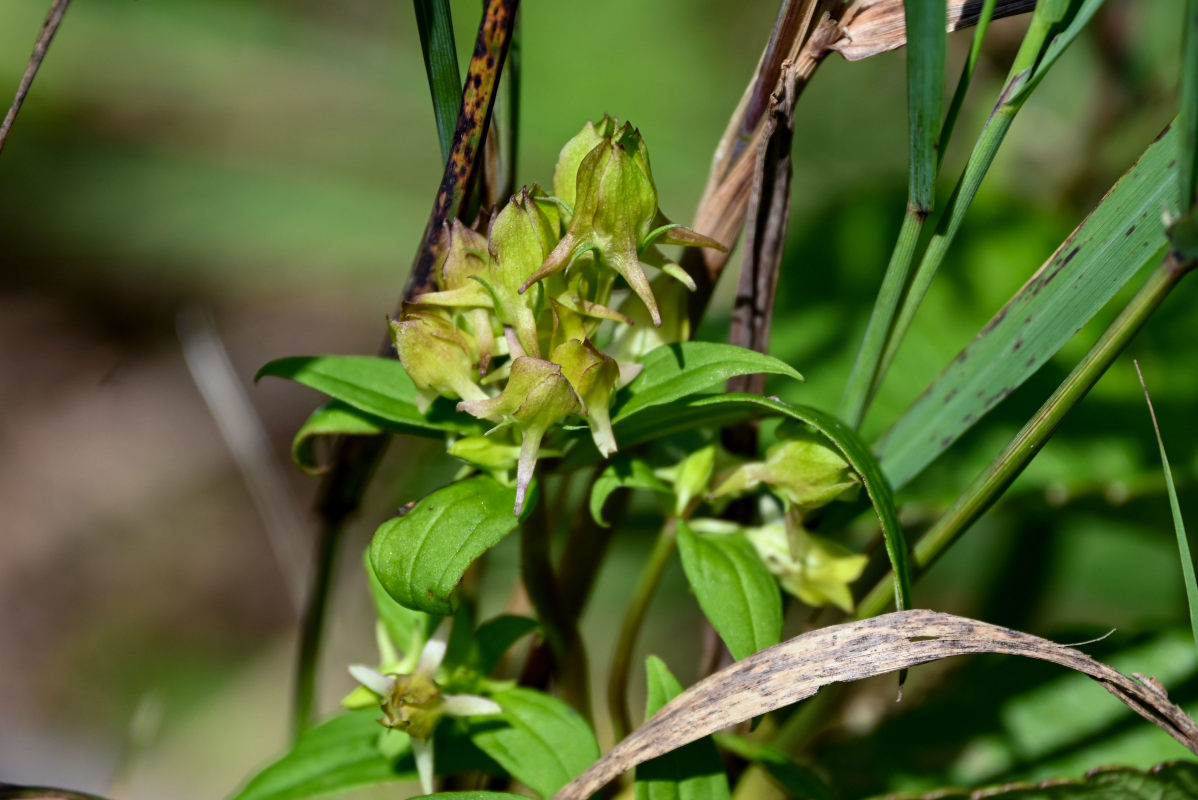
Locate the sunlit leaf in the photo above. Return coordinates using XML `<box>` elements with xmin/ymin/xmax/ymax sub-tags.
<box><xmin>676</xmin><ymin>521</ymin><xmax>781</xmax><ymax>661</ymax></box>
<box><xmin>612</xmin><ymin>343</ymin><xmax>803</xmax><ymax>423</ymax></box>
<box><xmin>229</xmin><ymin>710</ymin><xmax>413</xmax><ymax>800</ymax></box>
<box><xmin>370</xmin><ymin>476</ymin><xmax>525</xmax><ymax>615</ymax></box>
<box><xmin>469</xmin><ymin>688</ymin><xmax>600</xmax><ymax>798</ymax></box>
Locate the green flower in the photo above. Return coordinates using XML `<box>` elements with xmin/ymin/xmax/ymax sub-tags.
<box><xmin>742</xmin><ymin>519</ymin><xmax>868</xmax><ymax>613</ymax></box>
<box><xmin>348</xmin><ymin>619</ymin><xmax>500</xmax><ymax>794</ymax></box>
<box><xmin>550</xmin><ymin>338</ymin><xmax>620</xmax><ymax>457</ymax></box>
<box><xmin>391</xmin><ymin>306</ymin><xmax>487</xmax><ymax>413</ymax></box>
<box><xmin>713</xmin><ymin>427</ymin><xmax>859</xmax><ymax>512</ymax></box>
<box><xmin>457</xmin><ymin>356</ymin><xmax>582</xmax><ymax>514</ymax></box>
<box><xmin>520</xmin><ymin>122</ymin><xmax>722</xmax><ymax>326</ymax></box>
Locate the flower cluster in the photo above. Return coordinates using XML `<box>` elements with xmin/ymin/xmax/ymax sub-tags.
<box><xmin>394</xmin><ymin>117</ymin><xmax>722</xmax><ymax>513</ymax></box>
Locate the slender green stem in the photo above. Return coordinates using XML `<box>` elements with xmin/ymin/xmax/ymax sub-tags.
<box><xmin>859</xmin><ymin>255</ymin><xmax>1195</xmax><ymax>619</ymax></box>
<box><xmin>938</xmin><ymin>0</ymin><xmax>997</xmax><ymax>171</ymax></box>
<box><xmin>840</xmin><ymin>208</ymin><xmax>926</xmax><ymax>428</ymax></box>
<box><xmin>608</xmin><ymin>519</ymin><xmax>678</xmax><ymax>742</ymax></box>
<box><xmin>875</xmin><ymin>108</ymin><xmax>1015</xmax><ymax>387</ymax></box>
<box><xmin>872</xmin><ymin>7</ymin><xmax>1061</xmax><ymax>391</ymax></box>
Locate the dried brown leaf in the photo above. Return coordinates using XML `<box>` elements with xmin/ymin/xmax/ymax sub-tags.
<box><xmin>552</xmin><ymin>609</ymin><xmax>1198</xmax><ymax>800</ymax></box>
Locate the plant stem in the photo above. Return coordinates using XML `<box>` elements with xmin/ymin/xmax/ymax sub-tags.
<box><xmin>840</xmin><ymin>208</ymin><xmax>926</xmax><ymax>428</ymax></box>
<box><xmin>292</xmin><ymin>520</ymin><xmax>341</xmax><ymax>737</ymax></box>
<box><xmin>938</xmin><ymin>0</ymin><xmax>997</xmax><ymax>171</ymax></box>
<box><xmin>858</xmin><ymin>254</ymin><xmax>1195</xmax><ymax>619</ymax></box>
<box><xmin>608</xmin><ymin>519</ymin><xmax>678</xmax><ymax>742</ymax></box>
<box><xmin>521</xmin><ymin>484</ymin><xmax>591</xmax><ymax>718</ymax></box>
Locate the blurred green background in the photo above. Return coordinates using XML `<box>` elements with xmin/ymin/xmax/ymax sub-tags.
<box><xmin>1</xmin><ymin>1</ymin><xmax>1195</xmax><ymax>798</ymax></box>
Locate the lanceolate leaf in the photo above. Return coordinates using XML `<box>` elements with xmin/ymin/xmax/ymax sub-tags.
<box><xmin>876</xmin><ymin>124</ymin><xmax>1179</xmax><ymax>489</ymax></box>
<box><xmin>874</xmin><ymin>762</ymin><xmax>1198</xmax><ymax>800</ymax></box>
<box><xmin>364</xmin><ymin>548</ymin><xmax>428</xmax><ymax>658</ymax></box>
<box><xmin>676</xmin><ymin>521</ymin><xmax>781</xmax><ymax>661</ymax></box>
<box><xmin>370</xmin><ymin>476</ymin><xmax>524</xmax><ymax>615</ymax></box>
<box><xmin>257</xmin><ymin>355</ymin><xmax>476</xmax><ymax>434</ymax></box>
<box><xmin>612</xmin><ymin>343</ymin><xmax>803</xmax><ymax>423</ymax></box>
<box><xmin>711</xmin><ymin>734</ymin><xmax>832</xmax><ymax>800</ymax></box>
<box><xmin>229</xmin><ymin>710</ymin><xmax>413</xmax><ymax>800</ymax></box>
<box><xmin>635</xmin><ymin>657</ymin><xmax>731</xmax><ymax>800</ymax></box>
<box><xmin>590</xmin><ymin>456</ymin><xmax>672</xmax><ymax>527</ymax></box>
<box><xmin>412</xmin><ymin>0</ymin><xmax>462</xmax><ymax>166</ymax></box>
<box><xmin>471</xmin><ymin>615</ymin><xmax>539</xmax><ymax>675</ymax></box>
<box><xmin>470</xmin><ymin>688</ymin><xmax>600</xmax><ymax>798</ymax></box>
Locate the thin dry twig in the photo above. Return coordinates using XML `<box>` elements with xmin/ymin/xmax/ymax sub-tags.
<box><xmin>554</xmin><ymin>609</ymin><xmax>1198</xmax><ymax>799</ymax></box>
<box><xmin>0</xmin><ymin>0</ymin><xmax>72</xmax><ymax>156</ymax></box>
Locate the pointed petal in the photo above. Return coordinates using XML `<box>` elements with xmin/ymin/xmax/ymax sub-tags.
<box><xmin>412</xmin><ymin>736</ymin><xmax>435</xmax><ymax>795</ymax></box>
<box><xmin>417</xmin><ymin>617</ymin><xmax>453</xmax><ymax>675</ymax></box>
<box><xmin>348</xmin><ymin>665</ymin><xmax>393</xmax><ymax>697</ymax></box>
<box><xmin>441</xmin><ymin>693</ymin><xmax>503</xmax><ymax>717</ymax></box>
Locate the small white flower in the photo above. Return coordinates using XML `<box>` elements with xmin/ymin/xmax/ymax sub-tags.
<box><xmin>348</xmin><ymin>618</ymin><xmax>501</xmax><ymax>794</ymax></box>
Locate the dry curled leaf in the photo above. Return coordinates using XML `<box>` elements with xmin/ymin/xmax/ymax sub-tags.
<box><xmin>553</xmin><ymin>610</ymin><xmax>1198</xmax><ymax>799</ymax></box>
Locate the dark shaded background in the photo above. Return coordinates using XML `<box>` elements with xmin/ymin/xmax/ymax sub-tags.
<box><xmin>1</xmin><ymin>2</ymin><xmax>1195</xmax><ymax>797</ymax></box>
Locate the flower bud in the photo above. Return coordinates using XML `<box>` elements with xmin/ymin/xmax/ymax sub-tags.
<box><xmin>550</xmin><ymin>338</ymin><xmax>620</xmax><ymax>457</ymax></box>
<box><xmin>458</xmin><ymin>356</ymin><xmax>582</xmax><ymax>514</ymax></box>
<box><xmin>486</xmin><ymin>188</ymin><xmax>561</xmax><ymax>357</ymax></box>
<box><xmin>521</xmin><ymin>124</ymin><xmax>722</xmax><ymax>327</ymax></box>
<box><xmin>391</xmin><ymin>307</ymin><xmax>487</xmax><ymax>412</ymax></box>
<box><xmin>553</xmin><ymin>116</ymin><xmax>618</xmax><ymax>212</ymax></box>
<box><xmin>713</xmin><ymin>428</ymin><xmax>859</xmax><ymax>512</ymax></box>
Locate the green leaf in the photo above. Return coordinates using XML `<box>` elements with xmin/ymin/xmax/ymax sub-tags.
<box><xmin>469</xmin><ymin>687</ymin><xmax>600</xmax><ymax>798</ymax></box>
<box><xmin>291</xmin><ymin>401</ymin><xmax>388</xmax><ymax>475</ymax></box>
<box><xmin>364</xmin><ymin>548</ymin><xmax>427</xmax><ymax>658</ymax></box>
<box><xmin>635</xmin><ymin>657</ymin><xmax>731</xmax><ymax>800</ymax></box>
<box><xmin>609</xmin><ymin>394</ymin><xmax>912</xmax><ymax>612</ymax></box>
<box><xmin>1136</xmin><ymin>365</ymin><xmax>1198</xmax><ymax>654</ymax></box>
<box><xmin>711</xmin><ymin>734</ymin><xmax>832</xmax><ymax>800</ymax></box>
<box><xmin>471</xmin><ymin>615</ymin><xmax>539</xmax><ymax>675</ymax></box>
<box><xmin>612</xmin><ymin>343</ymin><xmax>803</xmax><ymax>423</ymax></box>
<box><xmin>676</xmin><ymin>521</ymin><xmax>781</xmax><ymax>661</ymax></box>
<box><xmin>1179</xmin><ymin>0</ymin><xmax>1198</xmax><ymax>215</ymax></box>
<box><xmin>411</xmin><ymin>0</ymin><xmax>461</xmax><ymax>166</ymax></box>
<box><xmin>1007</xmin><ymin>0</ymin><xmax>1106</xmax><ymax>108</ymax></box>
<box><xmin>257</xmin><ymin>355</ymin><xmax>475</xmax><ymax>434</ymax></box>
<box><xmin>370</xmin><ymin>476</ymin><xmax>524</xmax><ymax>615</ymax></box>
<box><xmin>229</xmin><ymin>710</ymin><xmax>413</xmax><ymax>800</ymax></box>
<box><xmin>903</xmin><ymin>0</ymin><xmax>946</xmax><ymax>213</ymax></box>
<box><xmin>877</xmin><ymin>124</ymin><xmax>1179</xmax><ymax>489</ymax></box>
<box><xmin>590</xmin><ymin>455</ymin><xmax>672</xmax><ymax>526</ymax></box>
<box><xmin>878</xmin><ymin>762</ymin><xmax>1198</xmax><ymax>799</ymax></box>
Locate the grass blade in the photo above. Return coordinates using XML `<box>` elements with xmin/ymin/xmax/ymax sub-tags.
<box><xmin>877</xmin><ymin>124</ymin><xmax>1179</xmax><ymax>489</ymax></box>
<box><xmin>874</xmin><ymin>0</ymin><xmax>1105</xmax><ymax>393</ymax></box>
<box><xmin>839</xmin><ymin>0</ymin><xmax>945</xmax><ymax>428</ymax></box>
<box><xmin>905</xmin><ymin>0</ymin><xmax>946</xmax><ymax>213</ymax></box>
<box><xmin>412</xmin><ymin>0</ymin><xmax>462</xmax><ymax>166</ymax></box>
<box><xmin>1135</xmin><ymin>362</ymin><xmax>1198</xmax><ymax>654</ymax></box>
<box><xmin>1182</xmin><ymin>0</ymin><xmax>1198</xmax><ymax>215</ymax></box>
<box><xmin>938</xmin><ymin>0</ymin><xmax>996</xmax><ymax>168</ymax></box>
<box><xmin>860</xmin><ymin>254</ymin><xmax>1196</xmax><ymax>620</ymax></box>
<box><xmin>0</xmin><ymin>0</ymin><xmax>72</xmax><ymax>156</ymax></box>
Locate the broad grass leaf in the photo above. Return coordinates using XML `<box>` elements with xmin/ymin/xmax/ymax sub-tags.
<box><xmin>370</xmin><ymin>476</ymin><xmax>523</xmax><ymax>615</ymax></box>
<box><xmin>676</xmin><ymin>521</ymin><xmax>781</xmax><ymax>661</ymax></box>
<box><xmin>612</xmin><ymin>343</ymin><xmax>803</xmax><ymax>423</ymax></box>
<box><xmin>228</xmin><ymin>710</ymin><xmax>412</xmax><ymax>800</ymax></box>
<box><xmin>469</xmin><ymin>688</ymin><xmax>600</xmax><ymax>798</ymax></box>
<box><xmin>876</xmin><ymin>124</ymin><xmax>1179</xmax><ymax>489</ymax></box>
<box><xmin>635</xmin><ymin>657</ymin><xmax>731</xmax><ymax>800</ymax></box>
